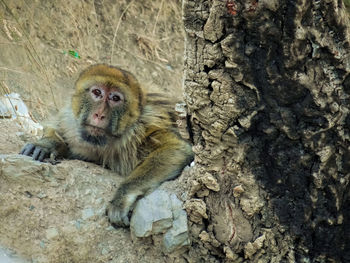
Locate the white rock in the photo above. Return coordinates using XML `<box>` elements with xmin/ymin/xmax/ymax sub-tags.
<box><xmin>0</xmin><ymin>93</ymin><xmax>43</xmax><ymax>136</ymax></box>
<box><xmin>163</xmin><ymin>210</ymin><xmax>189</xmax><ymax>253</ymax></box>
<box><xmin>130</xmin><ymin>190</ymin><xmax>190</xmax><ymax>253</ymax></box>
<box><xmin>130</xmin><ymin>190</ymin><xmax>173</xmax><ymax>237</ymax></box>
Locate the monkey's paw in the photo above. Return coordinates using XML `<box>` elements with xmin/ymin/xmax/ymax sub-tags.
<box><xmin>20</xmin><ymin>143</ymin><xmax>53</xmax><ymax>162</ymax></box>
<box><xmin>107</xmin><ymin>201</ymin><xmax>132</xmax><ymax>227</ymax></box>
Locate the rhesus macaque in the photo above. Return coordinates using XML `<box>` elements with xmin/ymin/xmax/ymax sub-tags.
<box><xmin>21</xmin><ymin>64</ymin><xmax>193</xmax><ymax>226</ymax></box>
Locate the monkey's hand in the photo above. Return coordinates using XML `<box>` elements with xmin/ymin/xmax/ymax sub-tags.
<box><xmin>107</xmin><ymin>187</ymin><xmax>139</xmax><ymax>227</ymax></box>
<box><xmin>20</xmin><ymin>143</ymin><xmax>56</xmax><ymax>162</ymax></box>
<box><xmin>20</xmin><ymin>128</ymin><xmax>68</xmax><ymax>162</ymax></box>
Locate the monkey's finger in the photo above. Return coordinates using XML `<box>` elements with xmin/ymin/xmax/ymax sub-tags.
<box><xmin>108</xmin><ymin>206</ymin><xmax>122</xmax><ymax>226</ymax></box>
<box><xmin>38</xmin><ymin>149</ymin><xmax>48</xmax><ymax>162</ymax></box>
<box><xmin>20</xmin><ymin>144</ymin><xmax>35</xmax><ymax>156</ymax></box>
<box><xmin>49</xmin><ymin>152</ymin><xmax>57</xmax><ymax>161</ymax></box>
<box><xmin>108</xmin><ymin>210</ymin><xmax>120</xmax><ymax>224</ymax></box>
<box><xmin>32</xmin><ymin>147</ymin><xmax>42</xmax><ymax>160</ymax></box>
<box><xmin>109</xmin><ymin>210</ymin><xmax>130</xmax><ymax>227</ymax></box>
<box><xmin>122</xmin><ymin>215</ymin><xmax>130</xmax><ymax>226</ymax></box>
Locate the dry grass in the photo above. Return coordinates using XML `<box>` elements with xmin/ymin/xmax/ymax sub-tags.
<box><xmin>0</xmin><ymin>0</ymin><xmax>184</xmax><ymax>120</ymax></box>
<box><xmin>136</xmin><ymin>34</ymin><xmax>168</xmax><ymax>63</ymax></box>
<box><xmin>1</xmin><ymin>0</ymin><xmax>58</xmax><ymax>113</ymax></box>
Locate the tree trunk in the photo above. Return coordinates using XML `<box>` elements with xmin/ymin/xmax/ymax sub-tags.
<box><xmin>182</xmin><ymin>0</ymin><xmax>350</xmax><ymax>262</ymax></box>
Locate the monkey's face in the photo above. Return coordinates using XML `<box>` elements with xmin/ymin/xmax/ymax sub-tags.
<box><xmin>72</xmin><ymin>64</ymin><xmax>145</xmax><ymax>146</ymax></box>
<box><xmin>79</xmin><ymin>85</ymin><xmax>125</xmax><ymax>146</ymax></box>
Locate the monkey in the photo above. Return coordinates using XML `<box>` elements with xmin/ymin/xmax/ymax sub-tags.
<box><xmin>20</xmin><ymin>64</ymin><xmax>194</xmax><ymax>227</ymax></box>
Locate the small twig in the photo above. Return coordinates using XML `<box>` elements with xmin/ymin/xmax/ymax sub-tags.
<box><xmin>0</xmin><ymin>41</ymin><xmax>24</xmax><ymax>45</ymax></box>
<box><xmin>2</xmin><ymin>19</ymin><xmax>13</xmax><ymax>40</ymax></box>
<box><xmin>152</xmin><ymin>0</ymin><xmax>164</xmax><ymax>36</ymax></box>
<box><xmin>20</xmin><ymin>98</ymin><xmax>47</xmax><ymax>106</ymax></box>
<box><xmin>1</xmin><ymin>81</ymin><xmax>10</xmax><ymax>94</ymax></box>
<box><xmin>0</xmin><ymin>66</ymin><xmax>27</xmax><ymax>74</ymax></box>
<box><xmin>110</xmin><ymin>0</ymin><xmax>135</xmax><ymax>65</ymax></box>
<box><xmin>28</xmin><ymin>111</ymin><xmax>39</xmax><ymax>123</ymax></box>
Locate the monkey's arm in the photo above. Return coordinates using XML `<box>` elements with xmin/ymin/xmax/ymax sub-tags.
<box><xmin>20</xmin><ymin>127</ymin><xmax>68</xmax><ymax>161</ymax></box>
<box><xmin>108</xmin><ymin>132</ymin><xmax>193</xmax><ymax>226</ymax></box>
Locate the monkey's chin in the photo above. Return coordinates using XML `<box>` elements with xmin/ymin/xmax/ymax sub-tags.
<box><xmin>84</xmin><ymin>125</ymin><xmax>106</xmax><ymax>136</ymax></box>
<box><xmin>81</xmin><ymin>128</ymin><xmax>107</xmax><ymax>146</ymax></box>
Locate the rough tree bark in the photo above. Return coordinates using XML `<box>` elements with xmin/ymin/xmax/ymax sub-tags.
<box><xmin>182</xmin><ymin>0</ymin><xmax>350</xmax><ymax>262</ymax></box>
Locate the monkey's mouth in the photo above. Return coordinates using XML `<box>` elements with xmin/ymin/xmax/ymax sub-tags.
<box><xmin>81</xmin><ymin>125</ymin><xmax>107</xmax><ymax>146</ymax></box>
<box><xmin>84</xmin><ymin>124</ymin><xmax>106</xmax><ymax>136</ymax></box>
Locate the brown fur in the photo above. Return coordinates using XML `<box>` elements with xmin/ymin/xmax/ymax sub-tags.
<box><xmin>21</xmin><ymin>64</ymin><xmax>193</xmax><ymax>226</ymax></box>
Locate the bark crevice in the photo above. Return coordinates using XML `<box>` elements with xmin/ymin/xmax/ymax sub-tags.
<box><xmin>183</xmin><ymin>0</ymin><xmax>350</xmax><ymax>262</ymax></box>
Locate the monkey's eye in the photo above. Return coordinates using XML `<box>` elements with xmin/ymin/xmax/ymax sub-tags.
<box><xmin>90</xmin><ymin>87</ymin><xmax>104</xmax><ymax>100</ymax></box>
<box><xmin>92</xmin><ymin>89</ymin><xmax>101</xmax><ymax>97</ymax></box>
<box><xmin>112</xmin><ymin>95</ymin><xmax>121</xmax><ymax>102</ymax></box>
<box><xmin>108</xmin><ymin>91</ymin><xmax>124</xmax><ymax>105</ymax></box>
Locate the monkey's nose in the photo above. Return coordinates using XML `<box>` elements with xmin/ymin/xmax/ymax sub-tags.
<box><xmin>93</xmin><ymin>113</ymin><xmax>106</xmax><ymax>121</ymax></box>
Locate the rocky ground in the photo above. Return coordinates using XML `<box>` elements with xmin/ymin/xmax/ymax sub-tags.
<box><xmin>0</xmin><ymin>118</ymin><xmax>195</xmax><ymax>263</ymax></box>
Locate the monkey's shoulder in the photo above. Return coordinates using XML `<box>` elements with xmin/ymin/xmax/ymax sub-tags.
<box><xmin>143</xmin><ymin>93</ymin><xmax>178</xmax><ymax>128</ymax></box>
<box><xmin>146</xmin><ymin>92</ymin><xmax>175</xmax><ymax>107</ymax></box>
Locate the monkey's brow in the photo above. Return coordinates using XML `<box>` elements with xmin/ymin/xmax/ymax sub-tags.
<box><xmin>104</xmin><ymin>81</ymin><xmax>119</xmax><ymax>89</ymax></box>
<box><xmin>84</xmin><ymin>82</ymin><xmax>119</xmax><ymax>91</ymax></box>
